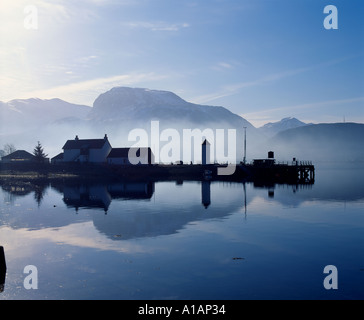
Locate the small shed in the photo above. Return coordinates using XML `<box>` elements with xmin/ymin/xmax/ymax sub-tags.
<box><xmin>1</xmin><ymin>150</ymin><xmax>35</xmax><ymax>163</ymax></box>
<box><xmin>51</xmin><ymin>153</ymin><xmax>64</xmax><ymax>165</ymax></box>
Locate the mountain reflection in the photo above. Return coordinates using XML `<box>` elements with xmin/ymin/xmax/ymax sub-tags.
<box><xmin>0</xmin><ymin>179</ymin><xmax>243</xmax><ymax>240</ymax></box>
<box><xmin>1</xmin><ymin>169</ymin><xmax>363</xmax><ymax>242</ymax></box>
<box><xmin>55</xmin><ymin>179</ymin><xmax>241</xmax><ymax>240</ymax></box>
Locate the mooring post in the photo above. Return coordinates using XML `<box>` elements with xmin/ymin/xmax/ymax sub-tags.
<box><xmin>0</xmin><ymin>246</ymin><xmax>6</xmax><ymax>292</ymax></box>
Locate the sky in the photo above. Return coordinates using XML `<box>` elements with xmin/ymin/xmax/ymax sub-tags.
<box><xmin>0</xmin><ymin>0</ymin><xmax>363</xmax><ymax>127</ymax></box>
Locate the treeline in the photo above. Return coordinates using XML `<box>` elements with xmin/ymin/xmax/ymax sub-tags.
<box><xmin>0</xmin><ymin>141</ymin><xmax>48</xmax><ymax>163</ymax></box>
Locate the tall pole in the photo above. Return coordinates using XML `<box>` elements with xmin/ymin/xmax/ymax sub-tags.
<box><xmin>243</xmin><ymin>127</ymin><xmax>247</xmax><ymax>164</ymax></box>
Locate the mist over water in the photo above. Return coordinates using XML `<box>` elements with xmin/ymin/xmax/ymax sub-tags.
<box><xmin>1</xmin><ymin>89</ymin><xmax>363</xmax><ymax>165</ymax></box>
<box><xmin>269</xmin><ymin>123</ymin><xmax>364</xmax><ymax>163</ymax></box>
<box><xmin>1</xmin><ymin>118</ymin><xmax>266</xmax><ymax>164</ymax></box>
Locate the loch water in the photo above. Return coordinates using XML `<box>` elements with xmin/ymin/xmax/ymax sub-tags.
<box><xmin>0</xmin><ymin>163</ymin><xmax>363</xmax><ymax>300</ymax></box>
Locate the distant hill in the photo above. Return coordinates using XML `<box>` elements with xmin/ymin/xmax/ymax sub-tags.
<box><xmin>0</xmin><ymin>98</ymin><xmax>90</xmax><ymax>135</ymax></box>
<box><xmin>270</xmin><ymin>123</ymin><xmax>364</xmax><ymax>162</ymax></box>
<box><xmin>259</xmin><ymin>117</ymin><xmax>307</xmax><ymax>137</ymax></box>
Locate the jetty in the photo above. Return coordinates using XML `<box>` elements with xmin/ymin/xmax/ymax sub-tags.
<box><xmin>239</xmin><ymin>151</ymin><xmax>315</xmax><ymax>184</ymax></box>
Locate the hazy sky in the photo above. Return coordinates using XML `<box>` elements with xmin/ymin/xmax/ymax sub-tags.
<box><xmin>0</xmin><ymin>0</ymin><xmax>363</xmax><ymax>127</ymax></box>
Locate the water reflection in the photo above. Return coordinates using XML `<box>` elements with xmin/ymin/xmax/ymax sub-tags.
<box><xmin>201</xmin><ymin>181</ymin><xmax>211</xmax><ymax>209</ymax></box>
<box><xmin>1</xmin><ymin>179</ymin><xmax>244</xmax><ymax>240</ymax></box>
<box><xmin>1</xmin><ymin>166</ymin><xmax>363</xmax><ymax>300</ymax></box>
<box><xmin>1</xmin><ymin>169</ymin><xmax>364</xmax><ymax>242</ymax></box>
<box><xmin>1</xmin><ymin>181</ymin><xmax>48</xmax><ymax>207</ymax></box>
<box><xmin>90</xmin><ymin>180</ymin><xmax>241</xmax><ymax>240</ymax></box>
<box><xmin>56</xmin><ymin>181</ymin><xmax>156</xmax><ymax>214</ymax></box>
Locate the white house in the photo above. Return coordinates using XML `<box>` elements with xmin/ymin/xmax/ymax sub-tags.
<box><xmin>62</xmin><ymin>135</ymin><xmax>112</xmax><ymax>163</ymax></box>
<box><xmin>107</xmin><ymin>147</ymin><xmax>154</xmax><ymax>165</ymax></box>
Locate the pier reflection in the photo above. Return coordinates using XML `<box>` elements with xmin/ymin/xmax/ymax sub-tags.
<box><xmin>252</xmin><ymin>181</ymin><xmax>314</xmax><ymax>199</ymax></box>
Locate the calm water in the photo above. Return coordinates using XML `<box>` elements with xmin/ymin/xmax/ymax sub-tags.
<box><xmin>0</xmin><ymin>163</ymin><xmax>363</xmax><ymax>300</ymax></box>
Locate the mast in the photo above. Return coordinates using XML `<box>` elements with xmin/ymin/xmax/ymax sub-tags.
<box><xmin>243</xmin><ymin>126</ymin><xmax>247</xmax><ymax>164</ymax></box>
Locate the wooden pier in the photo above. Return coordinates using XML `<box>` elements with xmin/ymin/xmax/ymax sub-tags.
<box><xmin>295</xmin><ymin>162</ymin><xmax>315</xmax><ymax>183</ymax></box>
<box><xmin>243</xmin><ymin>160</ymin><xmax>315</xmax><ymax>184</ymax></box>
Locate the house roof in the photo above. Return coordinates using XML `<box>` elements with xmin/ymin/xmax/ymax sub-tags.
<box><xmin>107</xmin><ymin>148</ymin><xmax>151</xmax><ymax>158</ymax></box>
<box><xmin>51</xmin><ymin>152</ymin><xmax>64</xmax><ymax>160</ymax></box>
<box><xmin>1</xmin><ymin>150</ymin><xmax>35</xmax><ymax>160</ymax></box>
<box><xmin>63</xmin><ymin>138</ymin><xmax>109</xmax><ymax>150</ymax></box>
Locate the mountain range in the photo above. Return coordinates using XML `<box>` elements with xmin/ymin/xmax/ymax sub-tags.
<box><xmin>259</xmin><ymin>117</ymin><xmax>308</xmax><ymax>137</ymax></box>
<box><xmin>0</xmin><ymin>87</ymin><xmax>363</xmax><ymax>162</ymax></box>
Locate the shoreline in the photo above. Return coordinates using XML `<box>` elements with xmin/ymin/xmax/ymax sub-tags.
<box><xmin>0</xmin><ymin>163</ymin><xmax>239</xmax><ymax>182</ymax></box>
<box><xmin>0</xmin><ymin>161</ymin><xmax>315</xmax><ymax>185</ymax></box>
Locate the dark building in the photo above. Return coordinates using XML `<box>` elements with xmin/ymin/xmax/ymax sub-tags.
<box><xmin>107</xmin><ymin>148</ymin><xmax>154</xmax><ymax>165</ymax></box>
<box><xmin>1</xmin><ymin>150</ymin><xmax>36</xmax><ymax>163</ymax></box>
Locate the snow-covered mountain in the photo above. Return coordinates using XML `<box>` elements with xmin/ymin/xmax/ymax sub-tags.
<box><xmin>89</xmin><ymin>87</ymin><xmax>255</xmax><ymax>130</ymax></box>
<box><xmin>86</xmin><ymin>87</ymin><xmax>266</xmax><ymax>161</ymax></box>
<box><xmin>0</xmin><ymin>88</ymin><xmax>256</xmax><ymax>134</ymax></box>
<box><xmin>259</xmin><ymin>117</ymin><xmax>307</xmax><ymax>137</ymax></box>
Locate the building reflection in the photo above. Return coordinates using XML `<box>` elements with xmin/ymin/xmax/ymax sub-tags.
<box><xmin>201</xmin><ymin>181</ymin><xmax>211</xmax><ymax>209</ymax></box>
<box><xmin>0</xmin><ymin>178</ymin><xmax>316</xmax><ymax>217</ymax></box>
<box><xmin>62</xmin><ymin>181</ymin><xmax>155</xmax><ymax>213</ymax></box>
<box><xmin>0</xmin><ymin>178</ymin><xmax>321</xmax><ymax>241</ymax></box>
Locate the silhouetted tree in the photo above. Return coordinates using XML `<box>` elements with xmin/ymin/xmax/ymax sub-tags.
<box><xmin>3</xmin><ymin>144</ymin><xmax>16</xmax><ymax>155</ymax></box>
<box><xmin>34</xmin><ymin>183</ymin><xmax>48</xmax><ymax>207</ymax></box>
<box><xmin>33</xmin><ymin>141</ymin><xmax>48</xmax><ymax>163</ymax></box>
